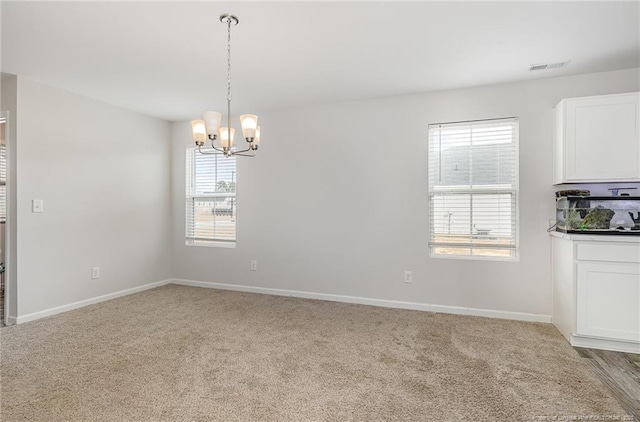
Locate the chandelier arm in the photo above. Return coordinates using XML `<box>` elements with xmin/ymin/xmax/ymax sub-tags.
<box><xmin>209</xmin><ymin>137</ymin><xmax>226</xmax><ymax>153</ymax></box>
<box><xmin>232</xmin><ymin>146</ymin><xmax>252</xmax><ymax>154</ymax></box>
<box><xmin>197</xmin><ymin>145</ymin><xmax>216</xmax><ymax>155</ymax></box>
<box><xmin>198</xmin><ymin>145</ymin><xmax>224</xmax><ymax>155</ymax></box>
<box><xmin>229</xmin><ymin>143</ymin><xmax>254</xmax><ymax>156</ymax></box>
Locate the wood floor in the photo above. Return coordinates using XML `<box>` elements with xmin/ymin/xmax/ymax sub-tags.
<box><xmin>576</xmin><ymin>347</ymin><xmax>640</xmax><ymax>420</ymax></box>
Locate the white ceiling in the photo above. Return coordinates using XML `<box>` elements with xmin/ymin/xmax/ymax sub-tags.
<box><xmin>2</xmin><ymin>1</ymin><xmax>638</xmax><ymax>121</ymax></box>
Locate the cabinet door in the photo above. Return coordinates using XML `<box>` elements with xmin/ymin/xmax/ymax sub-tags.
<box><xmin>576</xmin><ymin>261</ymin><xmax>640</xmax><ymax>342</ymax></box>
<box><xmin>565</xmin><ymin>93</ymin><xmax>639</xmax><ymax>182</ymax></box>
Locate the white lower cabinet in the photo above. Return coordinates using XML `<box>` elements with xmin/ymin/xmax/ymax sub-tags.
<box><xmin>576</xmin><ymin>261</ymin><xmax>640</xmax><ymax>342</ymax></box>
<box><xmin>552</xmin><ymin>233</ymin><xmax>640</xmax><ymax>353</ymax></box>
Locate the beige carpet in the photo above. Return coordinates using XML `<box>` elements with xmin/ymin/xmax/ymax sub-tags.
<box><xmin>0</xmin><ymin>285</ymin><xmax>630</xmax><ymax>421</ymax></box>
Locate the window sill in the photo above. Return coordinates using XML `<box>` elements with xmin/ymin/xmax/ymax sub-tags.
<box><xmin>186</xmin><ymin>241</ymin><xmax>236</xmax><ymax>249</ymax></box>
<box><xmin>430</xmin><ymin>252</ymin><xmax>519</xmax><ymax>262</ymax></box>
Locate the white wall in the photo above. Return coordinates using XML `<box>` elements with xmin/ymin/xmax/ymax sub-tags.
<box><xmin>171</xmin><ymin>68</ymin><xmax>640</xmax><ymax>318</ymax></box>
<box><xmin>16</xmin><ymin>77</ymin><xmax>172</xmax><ymax>317</ymax></box>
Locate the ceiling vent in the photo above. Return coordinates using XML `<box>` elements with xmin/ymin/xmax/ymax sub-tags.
<box><xmin>529</xmin><ymin>61</ymin><xmax>570</xmax><ymax>71</ymax></box>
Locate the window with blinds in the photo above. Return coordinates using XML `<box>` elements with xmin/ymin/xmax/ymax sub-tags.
<box><xmin>0</xmin><ymin>119</ymin><xmax>6</xmax><ymax>222</ymax></box>
<box><xmin>428</xmin><ymin>118</ymin><xmax>518</xmax><ymax>259</ymax></box>
<box><xmin>186</xmin><ymin>147</ymin><xmax>236</xmax><ymax>245</ymax></box>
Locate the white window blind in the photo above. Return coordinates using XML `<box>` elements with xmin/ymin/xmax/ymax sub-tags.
<box><xmin>0</xmin><ymin>136</ymin><xmax>6</xmax><ymax>222</ymax></box>
<box><xmin>428</xmin><ymin>118</ymin><xmax>518</xmax><ymax>259</ymax></box>
<box><xmin>186</xmin><ymin>147</ymin><xmax>236</xmax><ymax>244</ymax></box>
<box><xmin>0</xmin><ymin>143</ymin><xmax>6</xmax><ymax>222</ymax></box>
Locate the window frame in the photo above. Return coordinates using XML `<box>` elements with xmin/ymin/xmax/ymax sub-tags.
<box><xmin>427</xmin><ymin>117</ymin><xmax>519</xmax><ymax>261</ymax></box>
<box><xmin>185</xmin><ymin>146</ymin><xmax>237</xmax><ymax>248</ymax></box>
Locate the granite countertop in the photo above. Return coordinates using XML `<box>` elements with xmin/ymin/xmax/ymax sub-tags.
<box><xmin>550</xmin><ymin>230</ymin><xmax>640</xmax><ymax>243</ymax></box>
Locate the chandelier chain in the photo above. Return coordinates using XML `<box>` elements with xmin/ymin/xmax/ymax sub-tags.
<box><xmin>227</xmin><ymin>18</ymin><xmax>232</xmax><ymax>103</ymax></box>
<box><xmin>226</xmin><ymin>16</ymin><xmax>232</xmax><ymax>150</ymax></box>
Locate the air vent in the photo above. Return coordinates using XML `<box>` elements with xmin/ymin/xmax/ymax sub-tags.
<box><xmin>530</xmin><ymin>64</ymin><xmax>549</xmax><ymax>71</ymax></box>
<box><xmin>529</xmin><ymin>61</ymin><xmax>570</xmax><ymax>71</ymax></box>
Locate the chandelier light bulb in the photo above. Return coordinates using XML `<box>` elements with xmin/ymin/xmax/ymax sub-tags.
<box><xmin>203</xmin><ymin>111</ymin><xmax>222</xmax><ymax>137</ymax></box>
<box><xmin>191</xmin><ymin>120</ymin><xmax>207</xmax><ymax>146</ymax></box>
<box><xmin>219</xmin><ymin>127</ymin><xmax>235</xmax><ymax>149</ymax></box>
<box><xmin>240</xmin><ymin>114</ymin><xmax>258</xmax><ymax>140</ymax></box>
<box><xmin>252</xmin><ymin>126</ymin><xmax>261</xmax><ymax>150</ymax></box>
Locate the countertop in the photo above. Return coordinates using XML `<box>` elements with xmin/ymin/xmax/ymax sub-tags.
<box><xmin>550</xmin><ymin>230</ymin><xmax>640</xmax><ymax>243</ymax></box>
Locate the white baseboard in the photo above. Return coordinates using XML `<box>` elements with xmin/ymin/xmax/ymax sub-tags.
<box><xmin>15</xmin><ymin>279</ymin><xmax>172</xmax><ymax>324</ymax></box>
<box><xmin>570</xmin><ymin>334</ymin><xmax>640</xmax><ymax>354</ymax></box>
<box><xmin>170</xmin><ymin>279</ymin><xmax>552</xmax><ymax>323</ymax></box>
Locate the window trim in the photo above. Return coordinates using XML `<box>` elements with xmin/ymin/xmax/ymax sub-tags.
<box><xmin>186</xmin><ymin>239</ymin><xmax>237</xmax><ymax>249</ymax></box>
<box><xmin>427</xmin><ymin>117</ymin><xmax>519</xmax><ymax>262</ymax></box>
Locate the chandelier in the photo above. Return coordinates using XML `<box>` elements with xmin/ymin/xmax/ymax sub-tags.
<box><xmin>191</xmin><ymin>14</ymin><xmax>260</xmax><ymax>157</ymax></box>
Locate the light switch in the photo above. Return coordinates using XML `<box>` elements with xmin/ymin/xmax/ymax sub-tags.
<box><xmin>32</xmin><ymin>199</ymin><xmax>44</xmax><ymax>213</ymax></box>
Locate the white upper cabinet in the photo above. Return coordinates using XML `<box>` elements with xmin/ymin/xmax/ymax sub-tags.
<box><xmin>553</xmin><ymin>92</ymin><xmax>640</xmax><ymax>184</ymax></box>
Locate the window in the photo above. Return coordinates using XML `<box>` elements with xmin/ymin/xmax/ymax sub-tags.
<box><xmin>186</xmin><ymin>147</ymin><xmax>236</xmax><ymax>245</ymax></box>
<box><xmin>428</xmin><ymin>118</ymin><xmax>518</xmax><ymax>259</ymax></box>
<box><xmin>0</xmin><ymin>118</ymin><xmax>6</xmax><ymax>222</ymax></box>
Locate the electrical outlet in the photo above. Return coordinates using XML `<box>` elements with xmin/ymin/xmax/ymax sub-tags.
<box><xmin>32</xmin><ymin>199</ymin><xmax>44</xmax><ymax>213</ymax></box>
<box><xmin>404</xmin><ymin>270</ymin><xmax>413</xmax><ymax>283</ymax></box>
<box><xmin>91</xmin><ymin>267</ymin><xmax>100</xmax><ymax>280</ymax></box>
<box><xmin>250</xmin><ymin>260</ymin><xmax>257</xmax><ymax>271</ymax></box>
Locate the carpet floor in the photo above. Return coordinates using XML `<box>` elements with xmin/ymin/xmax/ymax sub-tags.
<box><xmin>0</xmin><ymin>285</ymin><xmax>631</xmax><ymax>421</ymax></box>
